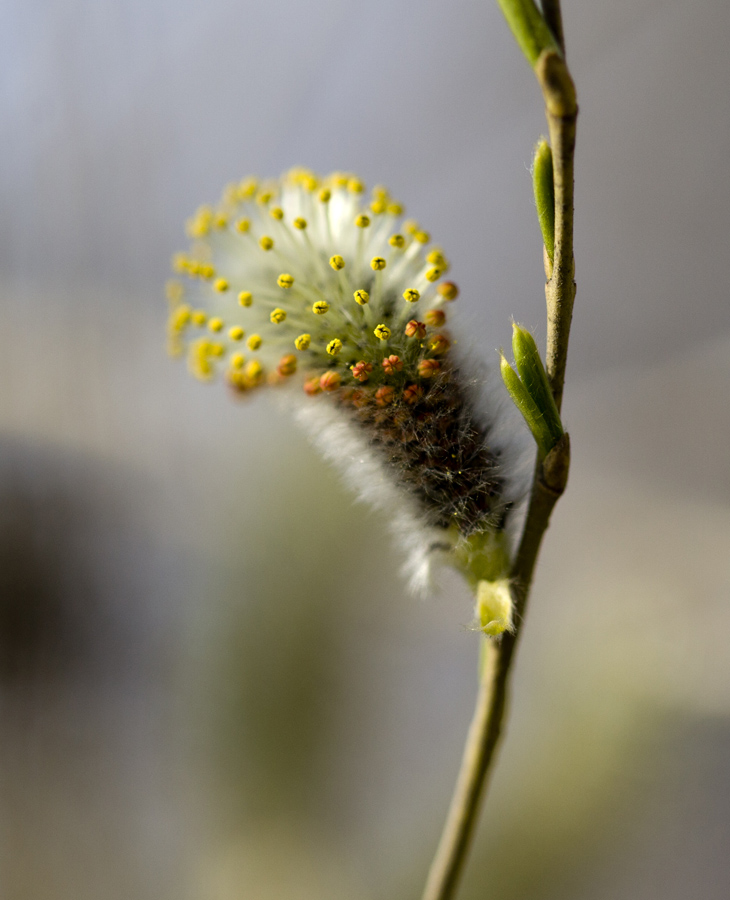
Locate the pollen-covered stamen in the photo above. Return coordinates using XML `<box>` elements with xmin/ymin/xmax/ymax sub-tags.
<box><xmin>170</xmin><ymin>168</ymin><xmax>508</xmax><ymax>548</ymax></box>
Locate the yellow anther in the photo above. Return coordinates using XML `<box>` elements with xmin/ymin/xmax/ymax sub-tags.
<box><xmin>259</xmin><ymin>236</ymin><xmax>274</xmax><ymax>251</ymax></box>
<box><xmin>293</xmin><ymin>217</ymin><xmax>308</xmax><ymax>230</ymax></box>
<box><xmin>370</xmin><ymin>257</ymin><xmax>387</xmax><ymax>271</ymax></box>
<box><xmin>236</xmin><ymin>218</ymin><xmax>251</xmax><ymax>233</ymax></box>
<box><xmin>403</xmin><ymin>219</ymin><xmax>419</xmax><ymax>235</ymax></box>
<box><xmin>425</xmin><ymin>267</ymin><xmax>442</xmax><ymax>282</ymax></box>
<box><xmin>270</xmin><ymin>206</ymin><xmax>284</xmax><ymax>220</ymax></box>
<box><xmin>169</xmin><ymin>304</ymin><xmax>191</xmax><ymax>331</ymax></box>
<box><xmin>199</xmin><ymin>264</ymin><xmax>215</xmax><ymax>280</ymax></box>
<box><xmin>353</xmin><ymin>289</ymin><xmax>370</xmax><ymax>305</ymax></box>
<box><xmin>247</xmin><ymin>334</ymin><xmax>262</xmax><ymax>350</ymax></box>
<box><xmin>208</xmin><ymin>317</ymin><xmax>224</xmax><ymax>333</ymax></box>
<box><xmin>277</xmin><ymin>273</ymin><xmax>295</xmax><ymax>289</ymax></box>
<box><xmin>238</xmin><ymin>291</ymin><xmax>253</xmax><ymax>307</ymax></box>
<box><xmin>192</xmin><ymin>311</ymin><xmax>207</xmax><ymax>326</ymax></box>
<box><xmin>270</xmin><ymin>308</ymin><xmax>287</xmax><ymax>324</ymax></box>
<box><xmin>389</xmin><ymin>234</ymin><xmax>405</xmax><ymax>248</ymax></box>
<box><xmin>319</xmin><ymin>188</ymin><xmax>331</xmax><ymax>203</ymax></box>
<box><xmin>229</xmin><ymin>326</ymin><xmax>245</xmax><ymax>341</ymax></box>
<box><xmin>188</xmin><ymin>339</ymin><xmax>215</xmax><ymax>380</ymax></box>
<box><xmin>414</xmin><ymin>230</ymin><xmax>430</xmax><ymax>244</ymax></box>
<box><xmin>209</xmin><ymin>342</ymin><xmax>225</xmax><ymax>357</ymax></box>
<box><xmin>348</xmin><ymin>177</ymin><xmax>365</xmax><ymax>194</ymax></box>
<box><xmin>214</xmin><ymin>277</ymin><xmax>229</xmax><ymax>292</ymax></box>
<box><xmin>333</xmin><ymin>173</ymin><xmax>349</xmax><ymax>188</ymax></box>
<box><xmin>427</xmin><ymin>250</ymin><xmax>448</xmax><ymax>268</ymax></box>
<box><xmin>387</xmin><ymin>202</ymin><xmax>404</xmax><ymax>216</ymax></box>
<box><xmin>326</xmin><ymin>338</ymin><xmax>343</xmax><ymax>356</ymax></box>
<box><xmin>214</xmin><ymin>215</ymin><xmax>228</xmax><ymax>229</ymax></box>
<box><xmin>329</xmin><ymin>255</ymin><xmax>345</xmax><ymax>270</ymax></box>
<box><xmin>302</xmin><ymin>174</ymin><xmax>318</xmax><ymax>192</ymax></box>
<box><xmin>313</xmin><ymin>300</ymin><xmax>330</xmax><ymax>315</ymax></box>
<box><xmin>239</xmin><ymin>178</ymin><xmax>258</xmax><ymax>198</ymax></box>
<box><xmin>231</xmin><ymin>353</ymin><xmax>246</xmax><ymax>369</ymax></box>
<box><xmin>245</xmin><ymin>360</ymin><xmax>264</xmax><ymax>384</ymax></box>
<box><xmin>372</xmin><ymin>184</ymin><xmax>389</xmax><ymax>199</ymax></box>
<box><xmin>295</xmin><ymin>333</ymin><xmax>311</xmax><ymax>350</ymax></box>
<box><xmin>355</xmin><ymin>214</ymin><xmax>370</xmax><ymax>228</ymax></box>
<box><xmin>374</xmin><ymin>323</ymin><xmax>391</xmax><ymax>340</ymax></box>
<box><xmin>404</xmin><ymin>289</ymin><xmax>420</xmax><ymax>303</ymax></box>
<box><xmin>257</xmin><ymin>190</ymin><xmax>273</xmax><ymax>205</ymax></box>
<box><xmin>370</xmin><ymin>200</ymin><xmax>387</xmax><ymax>215</ymax></box>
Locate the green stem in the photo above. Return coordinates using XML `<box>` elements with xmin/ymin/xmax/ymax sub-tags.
<box><xmin>420</xmin><ymin>6</ymin><xmax>577</xmax><ymax>899</ymax></box>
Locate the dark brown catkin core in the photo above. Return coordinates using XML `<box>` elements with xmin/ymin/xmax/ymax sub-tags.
<box><xmin>338</xmin><ymin>366</ymin><xmax>506</xmax><ymax>535</ymax></box>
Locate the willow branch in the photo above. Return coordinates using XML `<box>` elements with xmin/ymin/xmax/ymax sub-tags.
<box><xmin>420</xmin><ymin>9</ymin><xmax>577</xmax><ymax>900</ymax></box>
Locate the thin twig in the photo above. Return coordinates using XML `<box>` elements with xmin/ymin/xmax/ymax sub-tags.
<box><xmin>420</xmin><ymin>10</ymin><xmax>577</xmax><ymax>900</ymax></box>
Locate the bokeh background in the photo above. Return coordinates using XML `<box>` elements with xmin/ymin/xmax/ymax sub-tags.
<box><xmin>1</xmin><ymin>0</ymin><xmax>729</xmax><ymax>897</ymax></box>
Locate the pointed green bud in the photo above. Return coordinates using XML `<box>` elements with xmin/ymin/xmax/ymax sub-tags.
<box><xmin>511</xmin><ymin>324</ymin><xmax>564</xmax><ymax>454</ymax></box>
<box><xmin>496</xmin><ymin>0</ymin><xmax>559</xmax><ymax>68</ymax></box>
<box><xmin>532</xmin><ymin>139</ymin><xmax>555</xmax><ymax>262</ymax></box>
<box><xmin>501</xmin><ymin>326</ymin><xmax>564</xmax><ymax>456</ymax></box>
<box><xmin>476</xmin><ymin>579</ymin><xmax>514</xmax><ymax>637</ymax></box>
<box><xmin>500</xmin><ymin>351</ymin><xmax>555</xmax><ymax>457</ymax></box>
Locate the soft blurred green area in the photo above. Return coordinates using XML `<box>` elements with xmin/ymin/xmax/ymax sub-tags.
<box><xmin>0</xmin><ymin>288</ymin><xmax>728</xmax><ymax>900</ymax></box>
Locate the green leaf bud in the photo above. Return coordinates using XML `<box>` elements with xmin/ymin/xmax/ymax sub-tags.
<box><xmin>511</xmin><ymin>324</ymin><xmax>563</xmax><ymax>449</ymax></box>
<box><xmin>532</xmin><ymin>139</ymin><xmax>555</xmax><ymax>262</ymax></box>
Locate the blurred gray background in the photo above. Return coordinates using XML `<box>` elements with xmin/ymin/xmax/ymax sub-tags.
<box><xmin>1</xmin><ymin>0</ymin><xmax>729</xmax><ymax>898</ymax></box>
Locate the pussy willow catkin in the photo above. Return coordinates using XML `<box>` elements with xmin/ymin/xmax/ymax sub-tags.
<box><xmin>167</xmin><ymin>169</ymin><xmax>515</xmax><ymax>615</ymax></box>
